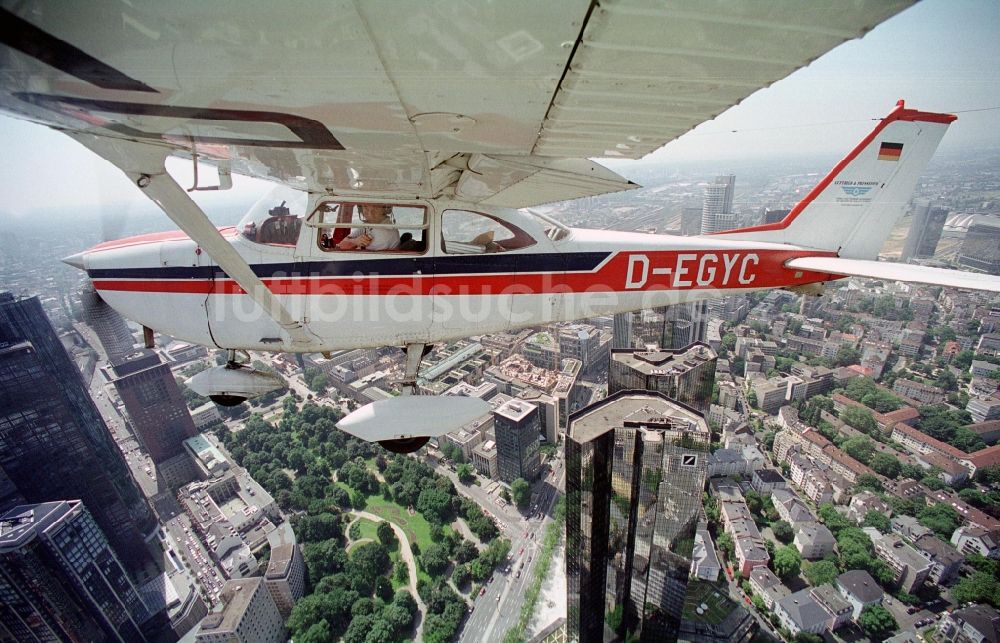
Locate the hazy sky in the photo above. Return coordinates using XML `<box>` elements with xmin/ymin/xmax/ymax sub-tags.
<box><xmin>639</xmin><ymin>0</ymin><xmax>1000</xmax><ymax>165</ymax></box>
<box><xmin>0</xmin><ymin>0</ymin><xmax>998</xmax><ymax>213</ymax></box>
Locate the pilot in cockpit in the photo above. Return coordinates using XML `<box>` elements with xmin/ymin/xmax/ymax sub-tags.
<box><xmin>336</xmin><ymin>204</ymin><xmax>401</xmax><ymax>251</ymax></box>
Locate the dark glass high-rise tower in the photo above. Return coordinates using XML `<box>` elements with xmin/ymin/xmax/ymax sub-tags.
<box><xmin>612</xmin><ymin>312</ymin><xmax>633</xmax><ymax>350</ymax></box>
<box><xmin>78</xmin><ymin>285</ymin><xmax>136</xmax><ymax>363</ymax></box>
<box><xmin>111</xmin><ymin>350</ymin><xmax>199</xmax><ymax>490</ymax></box>
<box><xmin>0</xmin><ymin>500</ymin><xmax>158</xmax><ymax>642</ymax></box>
<box><xmin>609</xmin><ymin>342</ymin><xmax>717</xmax><ymax>415</ymax></box>
<box><xmin>566</xmin><ymin>391</ymin><xmax>710</xmax><ymax>642</ymax></box>
<box><xmin>901</xmin><ymin>199</ymin><xmax>948</xmax><ymax>262</ymax></box>
<box><xmin>0</xmin><ymin>292</ymin><xmax>154</xmax><ymax>570</ymax></box>
<box><xmin>616</xmin><ymin>304</ymin><xmax>709</xmax><ymax>354</ymax></box>
<box><xmin>494</xmin><ymin>398</ymin><xmax>541</xmax><ymax>483</ymax></box>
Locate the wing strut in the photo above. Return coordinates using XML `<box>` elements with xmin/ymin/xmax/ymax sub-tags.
<box><xmin>66</xmin><ymin>133</ymin><xmax>319</xmax><ymax>348</ymax></box>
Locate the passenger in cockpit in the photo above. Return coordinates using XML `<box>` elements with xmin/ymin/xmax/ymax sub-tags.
<box><xmin>337</xmin><ymin>204</ymin><xmax>400</xmax><ymax>251</ymax></box>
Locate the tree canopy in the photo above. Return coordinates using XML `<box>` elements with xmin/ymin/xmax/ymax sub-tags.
<box><xmin>840</xmin><ymin>407</ymin><xmax>879</xmax><ymax>436</ymax></box>
<box><xmin>803</xmin><ymin>560</ymin><xmax>839</xmax><ymax>587</ymax></box>
<box><xmin>456</xmin><ymin>463</ymin><xmax>475</xmax><ymax>485</ymax></box>
<box><xmin>858</xmin><ymin>605</ymin><xmax>898</xmax><ymax>640</ymax></box>
<box><xmin>772</xmin><ymin>520</ymin><xmax>794</xmax><ymax>544</ymax></box>
<box><xmin>221</xmin><ymin>400</ymin><xmax>504</xmax><ymax>642</ymax></box>
<box><xmin>377</xmin><ymin>521</ymin><xmax>396</xmax><ymax>548</ymax></box>
<box><xmin>853</xmin><ymin>473</ymin><xmax>883</xmax><ymax>493</ymax></box>
<box><xmin>869</xmin><ymin>452</ymin><xmax>901</xmax><ymax>479</ymax></box>
<box><xmin>817</xmin><ymin>503</ymin><xmax>852</xmax><ymax>536</ymax></box>
<box><xmin>917</xmin><ymin>504</ymin><xmax>960</xmax><ymax>540</ymax></box>
<box><xmin>951</xmin><ymin>572</ymin><xmax>1000</xmax><ymax>608</ymax></box>
<box><xmin>511</xmin><ymin>478</ymin><xmax>531</xmax><ymax>509</ymax></box>
<box><xmin>842</xmin><ymin>377</ymin><xmax>902</xmax><ymax>412</ymax></box>
<box><xmin>841</xmin><ymin>435</ymin><xmax>876</xmax><ymax>464</ymax></box>
<box><xmin>773</xmin><ymin>545</ymin><xmax>802</xmax><ymax>579</ymax></box>
<box><xmin>917</xmin><ymin>404</ymin><xmax>974</xmax><ymax>447</ymax></box>
<box><xmin>862</xmin><ymin>510</ymin><xmax>890</xmax><ymax>534</ymax></box>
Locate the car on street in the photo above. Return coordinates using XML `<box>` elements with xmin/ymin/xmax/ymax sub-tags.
<box><xmin>479</xmin><ymin>587</ymin><xmax>486</xmax><ymax>597</ymax></box>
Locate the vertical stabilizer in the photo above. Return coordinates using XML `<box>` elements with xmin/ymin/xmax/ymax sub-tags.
<box><xmin>714</xmin><ymin>101</ymin><xmax>955</xmax><ymax>259</ymax></box>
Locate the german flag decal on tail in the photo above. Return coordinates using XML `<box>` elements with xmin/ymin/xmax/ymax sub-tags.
<box><xmin>878</xmin><ymin>141</ymin><xmax>903</xmax><ymax>161</ymax></box>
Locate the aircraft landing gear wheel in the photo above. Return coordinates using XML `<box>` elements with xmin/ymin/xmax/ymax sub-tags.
<box><xmin>378</xmin><ymin>436</ymin><xmax>430</xmax><ymax>454</ymax></box>
<box><xmin>210</xmin><ymin>394</ymin><xmax>247</xmax><ymax>407</ymax></box>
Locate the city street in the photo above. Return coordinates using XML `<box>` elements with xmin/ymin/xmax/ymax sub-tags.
<box><xmin>163</xmin><ymin>513</ymin><xmax>226</xmax><ymax>607</ymax></box>
<box><xmin>460</xmin><ymin>524</ymin><xmax>543</xmax><ymax>642</ymax></box>
<box><xmin>87</xmin><ymin>362</ymin><xmax>160</xmax><ymax>498</ymax></box>
<box><xmin>457</xmin><ymin>454</ymin><xmax>565</xmax><ymax>642</ymax></box>
<box><xmin>722</xmin><ymin>569</ymin><xmax>781</xmax><ymax>641</ymax></box>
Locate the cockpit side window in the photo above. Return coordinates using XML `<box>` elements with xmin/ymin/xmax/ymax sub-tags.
<box><xmin>308</xmin><ymin>202</ymin><xmax>428</xmax><ymax>253</ymax></box>
<box><xmin>441</xmin><ymin>210</ymin><xmax>536</xmax><ymax>254</ymax></box>
<box><xmin>238</xmin><ymin>190</ymin><xmax>307</xmax><ymax>248</ymax></box>
<box><xmin>252</xmin><ymin>203</ymin><xmax>302</xmax><ymax>245</ymax></box>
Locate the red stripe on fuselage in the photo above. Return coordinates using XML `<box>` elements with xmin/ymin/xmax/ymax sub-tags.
<box><xmin>89</xmin><ymin>227</ymin><xmax>236</xmax><ymax>252</ymax></box>
<box><xmin>92</xmin><ymin>249</ymin><xmax>838</xmax><ymax>296</ymax></box>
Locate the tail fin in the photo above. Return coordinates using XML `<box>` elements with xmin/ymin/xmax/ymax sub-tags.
<box><xmin>715</xmin><ymin>101</ymin><xmax>955</xmax><ymax>259</ymax></box>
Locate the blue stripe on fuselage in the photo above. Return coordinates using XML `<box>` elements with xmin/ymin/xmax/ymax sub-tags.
<box><xmin>86</xmin><ymin>252</ymin><xmax>611</xmax><ymax>280</ymax></box>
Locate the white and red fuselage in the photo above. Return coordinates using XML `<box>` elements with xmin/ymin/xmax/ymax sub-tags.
<box><xmin>68</xmin><ymin>103</ymin><xmax>966</xmax><ymax>353</ymax></box>
<box><xmin>75</xmin><ymin>203</ymin><xmax>837</xmax><ymax>353</ymax></box>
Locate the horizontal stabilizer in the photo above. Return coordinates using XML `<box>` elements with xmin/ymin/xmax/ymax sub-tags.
<box><xmin>786</xmin><ymin>257</ymin><xmax>1000</xmax><ymax>293</ymax></box>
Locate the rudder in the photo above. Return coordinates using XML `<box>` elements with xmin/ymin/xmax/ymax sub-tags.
<box><xmin>714</xmin><ymin>101</ymin><xmax>955</xmax><ymax>260</ymax></box>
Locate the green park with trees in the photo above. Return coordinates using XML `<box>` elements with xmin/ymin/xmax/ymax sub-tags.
<box><xmin>217</xmin><ymin>399</ymin><xmax>511</xmax><ymax>642</ymax></box>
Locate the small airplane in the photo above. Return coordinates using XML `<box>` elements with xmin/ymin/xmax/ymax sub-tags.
<box><xmin>1</xmin><ymin>2</ymin><xmax>996</xmax><ymax>452</ymax></box>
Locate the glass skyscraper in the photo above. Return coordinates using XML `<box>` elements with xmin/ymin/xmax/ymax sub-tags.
<box><xmin>78</xmin><ymin>285</ymin><xmax>136</xmax><ymax>363</ymax></box>
<box><xmin>494</xmin><ymin>398</ymin><xmax>542</xmax><ymax>483</ymax></box>
<box><xmin>0</xmin><ymin>292</ymin><xmax>154</xmax><ymax>570</ymax></box>
<box><xmin>609</xmin><ymin>342</ymin><xmax>717</xmax><ymax>415</ymax></box>
<box><xmin>566</xmin><ymin>391</ymin><xmax>710</xmax><ymax>642</ymax></box>
<box><xmin>111</xmin><ymin>349</ymin><xmax>199</xmax><ymax>490</ymax></box>
<box><xmin>0</xmin><ymin>500</ymin><xmax>157</xmax><ymax>642</ymax></box>
<box><xmin>614</xmin><ymin>304</ymin><xmax>709</xmax><ymax>354</ymax></box>
<box><xmin>901</xmin><ymin>199</ymin><xmax>948</xmax><ymax>262</ymax></box>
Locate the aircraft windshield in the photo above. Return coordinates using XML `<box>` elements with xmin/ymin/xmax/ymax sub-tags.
<box><xmin>238</xmin><ymin>187</ymin><xmax>308</xmax><ymax>247</ymax></box>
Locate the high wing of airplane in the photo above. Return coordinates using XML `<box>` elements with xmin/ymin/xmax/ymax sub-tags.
<box><xmin>3</xmin><ymin>1</ymin><xmax>996</xmax><ymax>451</ymax></box>
<box><xmin>1</xmin><ymin>1</ymin><xmax>917</xmax><ymax>200</ymax></box>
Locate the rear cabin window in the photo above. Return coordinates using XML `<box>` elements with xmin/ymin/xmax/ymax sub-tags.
<box><xmin>441</xmin><ymin>210</ymin><xmax>536</xmax><ymax>254</ymax></box>
<box><xmin>310</xmin><ymin>203</ymin><xmax>428</xmax><ymax>253</ymax></box>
